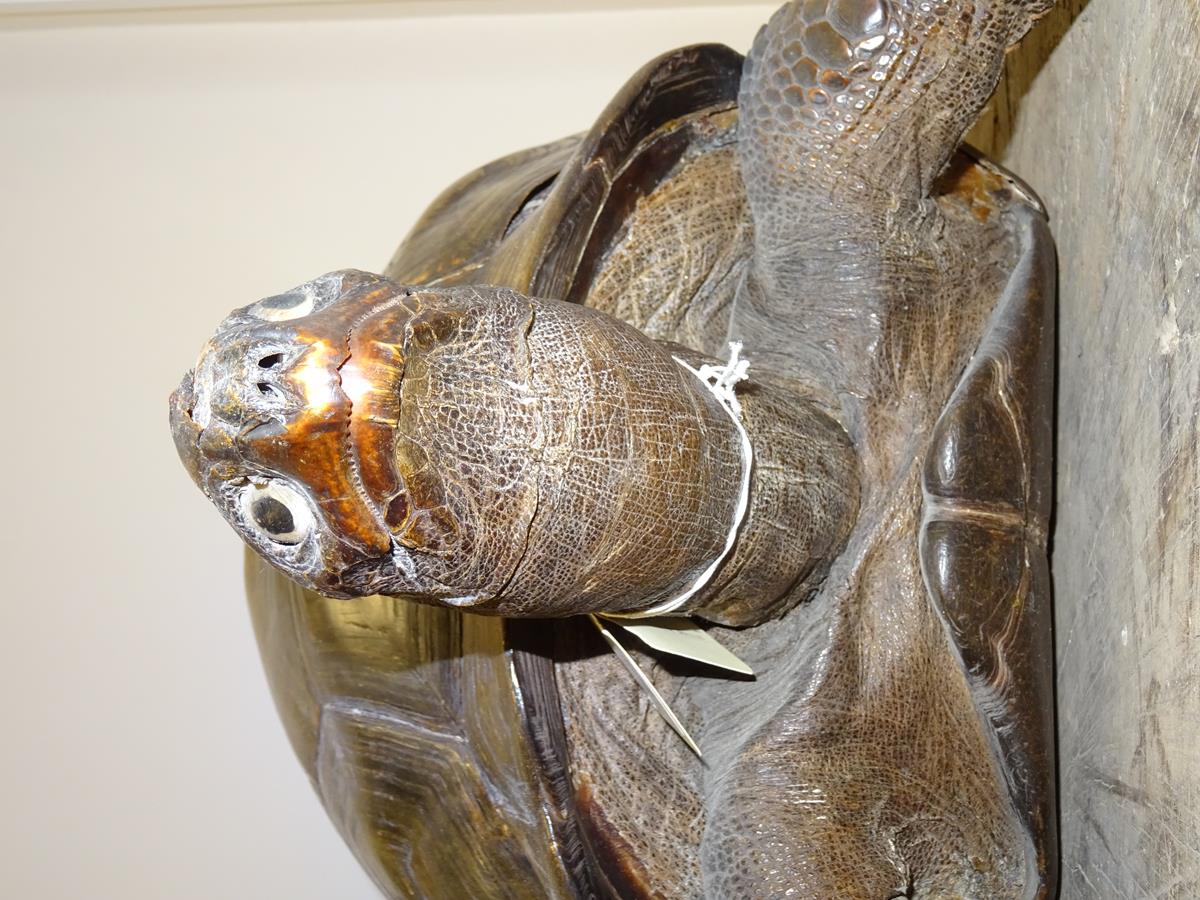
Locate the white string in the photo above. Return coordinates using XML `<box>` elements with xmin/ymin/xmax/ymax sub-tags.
<box><xmin>614</xmin><ymin>342</ymin><xmax>754</xmax><ymax>619</ymax></box>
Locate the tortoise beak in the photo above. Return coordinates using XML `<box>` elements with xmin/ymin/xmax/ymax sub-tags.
<box><xmin>169</xmin><ymin>370</ymin><xmax>206</xmax><ymax>492</ymax></box>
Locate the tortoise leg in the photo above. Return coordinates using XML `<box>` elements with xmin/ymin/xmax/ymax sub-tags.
<box><xmin>732</xmin><ymin>0</ymin><xmax>1054</xmax><ymax>400</ymax></box>
<box><xmin>737</xmin><ymin>0</ymin><xmax>1055</xmax><ymax>212</ymax></box>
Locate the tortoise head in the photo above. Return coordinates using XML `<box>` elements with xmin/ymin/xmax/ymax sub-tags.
<box><xmin>168</xmin><ymin>271</ymin><xmax>577</xmax><ymax>609</ymax></box>
<box><xmin>170</xmin><ymin>270</ymin><xmax>414</xmax><ymax>599</ymax></box>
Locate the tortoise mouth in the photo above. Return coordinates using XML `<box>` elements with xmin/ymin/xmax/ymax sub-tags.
<box><xmin>170</xmin><ymin>368</ymin><xmax>195</xmax><ymax>420</ymax></box>
<box><xmin>169</xmin><ymin>369</ymin><xmax>205</xmax><ymax>491</ymax></box>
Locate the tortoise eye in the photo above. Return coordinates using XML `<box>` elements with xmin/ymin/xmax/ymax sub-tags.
<box><xmin>252</xmin><ymin>496</ymin><xmax>294</xmax><ymax>536</ymax></box>
<box><xmin>246</xmin><ymin>272</ymin><xmax>345</xmax><ymax>322</ymax></box>
<box><xmin>239</xmin><ymin>481</ymin><xmax>314</xmax><ymax>545</ymax></box>
<box><xmin>250</xmin><ymin>290</ymin><xmax>315</xmax><ymax>323</ymax></box>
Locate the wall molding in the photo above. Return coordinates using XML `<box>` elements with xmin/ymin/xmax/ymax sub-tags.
<box><xmin>0</xmin><ymin>0</ymin><xmax>767</xmax><ymax>27</ymax></box>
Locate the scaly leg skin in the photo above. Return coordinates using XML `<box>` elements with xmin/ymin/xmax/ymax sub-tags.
<box><xmin>706</xmin><ymin>2</ymin><xmax>1057</xmax><ymax>898</ymax></box>
<box><xmin>734</xmin><ymin>0</ymin><xmax>1054</xmax><ymax>422</ymax></box>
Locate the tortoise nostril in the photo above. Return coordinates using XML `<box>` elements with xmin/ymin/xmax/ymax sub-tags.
<box><xmin>258</xmin><ymin>352</ymin><xmax>284</xmax><ymax>369</ymax></box>
<box><xmin>256</xmin><ymin>381</ymin><xmax>281</xmax><ymax>399</ymax></box>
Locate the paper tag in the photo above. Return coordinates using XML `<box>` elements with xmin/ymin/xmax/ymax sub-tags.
<box><xmin>600</xmin><ymin>615</ymin><xmax>754</xmax><ymax>677</ymax></box>
<box><xmin>588</xmin><ymin>614</ymin><xmax>703</xmax><ymax>759</ymax></box>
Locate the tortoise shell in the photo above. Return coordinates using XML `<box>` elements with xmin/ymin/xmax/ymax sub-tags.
<box><xmin>244</xmin><ymin>42</ymin><xmax>1055</xmax><ymax>898</ymax></box>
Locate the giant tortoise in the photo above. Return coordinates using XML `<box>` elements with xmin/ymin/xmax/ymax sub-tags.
<box><xmin>171</xmin><ymin>1</ymin><xmax>1058</xmax><ymax>896</ymax></box>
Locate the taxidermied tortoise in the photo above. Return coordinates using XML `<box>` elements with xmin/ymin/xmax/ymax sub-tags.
<box><xmin>170</xmin><ymin>1</ymin><xmax>1058</xmax><ymax>897</ymax></box>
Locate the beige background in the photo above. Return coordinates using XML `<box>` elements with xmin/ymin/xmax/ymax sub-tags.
<box><xmin>0</xmin><ymin>3</ymin><xmax>772</xmax><ymax>898</ymax></box>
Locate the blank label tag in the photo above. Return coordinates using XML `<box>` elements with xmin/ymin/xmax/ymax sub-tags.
<box><xmin>600</xmin><ymin>615</ymin><xmax>754</xmax><ymax>677</ymax></box>
<box><xmin>588</xmin><ymin>615</ymin><xmax>703</xmax><ymax>758</ymax></box>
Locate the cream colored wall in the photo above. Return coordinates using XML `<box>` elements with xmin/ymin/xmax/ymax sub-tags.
<box><xmin>0</xmin><ymin>4</ymin><xmax>772</xmax><ymax>898</ymax></box>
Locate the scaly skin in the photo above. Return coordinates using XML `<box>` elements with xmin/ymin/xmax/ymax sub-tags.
<box><xmin>734</xmin><ymin>0</ymin><xmax>1054</xmax><ymax>416</ymax></box>
<box><xmin>691</xmin><ymin>2</ymin><xmax>1058</xmax><ymax>896</ymax></box>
